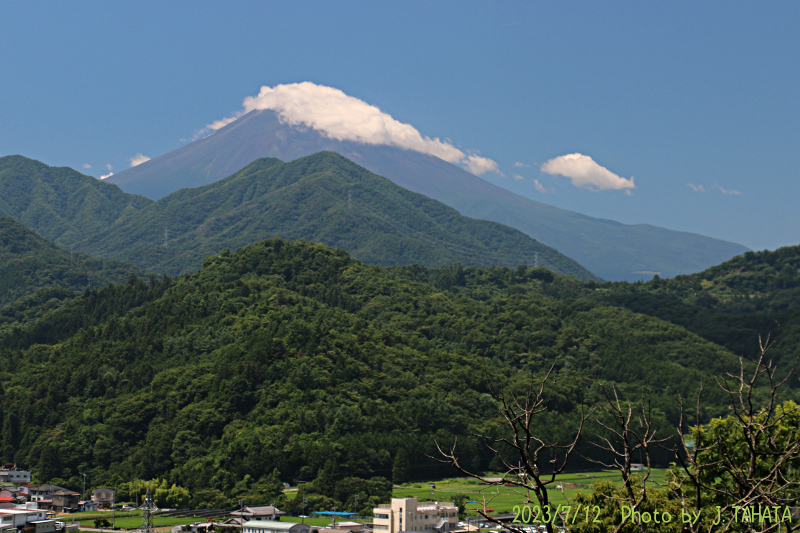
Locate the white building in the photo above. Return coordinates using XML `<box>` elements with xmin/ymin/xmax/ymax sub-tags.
<box><xmin>0</xmin><ymin>466</ymin><xmax>31</xmax><ymax>485</ymax></box>
<box><xmin>241</xmin><ymin>521</ymin><xmax>311</xmax><ymax>533</ymax></box>
<box><xmin>0</xmin><ymin>508</ymin><xmax>54</xmax><ymax>532</ymax></box>
<box><xmin>373</xmin><ymin>498</ymin><xmax>458</xmax><ymax>533</ymax></box>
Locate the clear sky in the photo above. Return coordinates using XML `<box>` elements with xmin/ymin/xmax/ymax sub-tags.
<box><xmin>1</xmin><ymin>1</ymin><xmax>798</xmax><ymax>251</ymax></box>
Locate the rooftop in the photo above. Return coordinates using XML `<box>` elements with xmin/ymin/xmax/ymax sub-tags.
<box><xmin>242</xmin><ymin>520</ymin><xmax>309</xmax><ymax>531</ymax></box>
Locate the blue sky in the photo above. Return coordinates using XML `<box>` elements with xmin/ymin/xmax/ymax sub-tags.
<box><xmin>1</xmin><ymin>1</ymin><xmax>798</xmax><ymax>251</ymax></box>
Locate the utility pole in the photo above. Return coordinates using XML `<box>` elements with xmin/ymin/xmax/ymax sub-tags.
<box><xmin>82</xmin><ymin>473</ymin><xmax>87</xmax><ymax>501</ymax></box>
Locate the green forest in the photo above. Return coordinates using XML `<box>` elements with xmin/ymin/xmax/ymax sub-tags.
<box><xmin>1</xmin><ymin>153</ymin><xmax>800</xmax><ymax>527</ymax></box>
<box><xmin>0</xmin><ymin>232</ymin><xmax>798</xmax><ymax>518</ymax></box>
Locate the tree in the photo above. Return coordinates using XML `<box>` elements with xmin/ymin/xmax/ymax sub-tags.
<box><xmin>669</xmin><ymin>334</ymin><xmax>800</xmax><ymax>533</ymax></box>
<box><xmin>436</xmin><ymin>333</ymin><xmax>800</xmax><ymax>533</ymax></box>
<box><xmin>585</xmin><ymin>386</ymin><xmax>670</xmax><ymax>533</ymax></box>
<box><xmin>434</xmin><ymin>364</ymin><xmax>590</xmax><ymax>533</ymax></box>
<box><xmin>392</xmin><ymin>449</ymin><xmax>411</xmax><ymax>484</ymax></box>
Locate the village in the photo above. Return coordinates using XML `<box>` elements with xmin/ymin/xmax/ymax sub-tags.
<box><xmin>0</xmin><ymin>464</ymin><xmax>528</xmax><ymax>533</ymax></box>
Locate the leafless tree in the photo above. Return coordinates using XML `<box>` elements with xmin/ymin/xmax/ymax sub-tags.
<box><xmin>670</xmin><ymin>333</ymin><xmax>800</xmax><ymax>533</ymax></box>
<box><xmin>585</xmin><ymin>386</ymin><xmax>671</xmax><ymax>533</ymax></box>
<box><xmin>433</xmin><ymin>364</ymin><xmax>591</xmax><ymax>533</ymax></box>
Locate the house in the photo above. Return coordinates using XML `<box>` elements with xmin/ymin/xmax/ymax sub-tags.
<box><xmin>0</xmin><ymin>466</ymin><xmax>31</xmax><ymax>485</ymax></box>
<box><xmin>219</xmin><ymin>518</ymin><xmax>245</xmax><ymax>528</ymax></box>
<box><xmin>241</xmin><ymin>520</ymin><xmax>311</xmax><ymax>533</ymax></box>
<box><xmin>51</xmin><ymin>491</ymin><xmax>80</xmax><ymax>513</ymax></box>
<box><xmin>79</xmin><ymin>501</ymin><xmax>98</xmax><ymax>512</ymax></box>
<box><xmin>372</xmin><ymin>498</ymin><xmax>458</xmax><ymax>533</ymax></box>
<box><xmin>90</xmin><ymin>488</ymin><xmax>115</xmax><ymax>509</ymax></box>
<box><xmin>231</xmin><ymin>507</ymin><xmax>286</xmax><ymax>521</ymax></box>
<box><xmin>27</xmin><ymin>486</ymin><xmax>68</xmax><ymax>503</ymax></box>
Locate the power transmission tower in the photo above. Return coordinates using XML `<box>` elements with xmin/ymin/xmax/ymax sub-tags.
<box><xmin>164</xmin><ymin>228</ymin><xmax>169</xmax><ymax>249</ymax></box>
<box><xmin>534</xmin><ymin>252</ymin><xmax>539</xmax><ymax>268</ymax></box>
<box><xmin>348</xmin><ymin>190</ymin><xmax>352</xmax><ymax>209</ymax></box>
<box><xmin>136</xmin><ymin>487</ymin><xmax>157</xmax><ymax>533</ymax></box>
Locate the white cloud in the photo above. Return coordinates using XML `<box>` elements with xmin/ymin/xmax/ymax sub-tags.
<box><xmin>688</xmin><ymin>183</ymin><xmax>705</xmax><ymax>193</ymax></box>
<box><xmin>540</xmin><ymin>153</ymin><xmax>635</xmax><ymax>191</ymax></box>
<box><xmin>207</xmin><ymin>116</ymin><xmax>238</xmax><ymax>131</ymax></box>
<box><xmin>206</xmin><ymin>82</ymin><xmax>501</xmax><ymax>175</ymax></box>
<box><xmin>129</xmin><ymin>153</ymin><xmax>151</xmax><ymax>167</ymax></box>
<box><xmin>533</xmin><ymin>179</ymin><xmax>549</xmax><ymax>193</ymax></box>
<box><xmin>465</xmin><ymin>154</ymin><xmax>501</xmax><ymax>176</ymax></box>
<box><xmin>106</xmin><ymin>163</ymin><xmax>113</xmax><ymax>171</ymax></box>
<box><xmin>718</xmin><ymin>186</ymin><xmax>741</xmax><ymax>195</ymax></box>
<box><xmin>100</xmin><ymin>172</ymin><xmax>114</xmax><ymax>180</ymax></box>
<box><xmin>82</xmin><ymin>163</ymin><xmax>92</xmax><ymax>169</ymax></box>
<box><xmin>513</xmin><ymin>174</ymin><xmax>524</xmax><ymax>181</ymax></box>
<box><xmin>513</xmin><ymin>162</ymin><xmax>527</xmax><ymax>168</ymax></box>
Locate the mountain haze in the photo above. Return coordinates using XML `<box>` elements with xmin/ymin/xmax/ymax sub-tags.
<box><xmin>0</xmin><ymin>154</ymin><xmax>596</xmax><ymax>279</ymax></box>
<box><xmin>109</xmin><ymin>109</ymin><xmax>749</xmax><ymax>281</ymax></box>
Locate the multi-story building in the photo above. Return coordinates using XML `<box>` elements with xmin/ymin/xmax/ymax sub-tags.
<box><xmin>91</xmin><ymin>488</ymin><xmax>115</xmax><ymax>509</ymax></box>
<box><xmin>373</xmin><ymin>498</ymin><xmax>458</xmax><ymax>533</ymax></box>
<box><xmin>0</xmin><ymin>466</ymin><xmax>31</xmax><ymax>485</ymax></box>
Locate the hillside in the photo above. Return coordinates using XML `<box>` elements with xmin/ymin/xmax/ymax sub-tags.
<box><xmin>0</xmin><ymin>155</ymin><xmax>151</xmax><ymax>248</ymax></box>
<box><xmin>0</xmin><ymin>153</ymin><xmax>597</xmax><ymax>280</ymax></box>
<box><xmin>0</xmin><ymin>238</ymin><xmax>746</xmax><ymax>501</ymax></box>
<box><xmin>0</xmin><ymin>216</ymin><xmax>146</xmax><ymax>308</ymax></box>
<box><xmin>108</xmin><ymin>109</ymin><xmax>749</xmax><ymax>281</ymax></box>
<box><xmin>599</xmin><ymin>245</ymin><xmax>800</xmax><ymax>369</ymax></box>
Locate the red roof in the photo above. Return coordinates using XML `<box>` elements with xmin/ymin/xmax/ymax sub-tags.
<box><xmin>0</xmin><ymin>497</ymin><xmax>14</xmax><ymax>502</ymax></box>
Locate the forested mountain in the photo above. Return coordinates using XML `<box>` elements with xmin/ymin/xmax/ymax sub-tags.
<box><xmin>107</xmin><ymin>108</ymin><xmax>749</xmax><ymax>281</ymax></box>
<box><xmin>0</xmin><ymin>238</ymin><xmax>749</xmax><ymax>506</ymax></box>
<box><xmin>0</xmin><ymin>216</ymin><xmax>146</xmax><ymax>317</ymax></box>
<box><xmin>0</xmin><ymin>155</ymin><xmax>151</xmax><ymax>247</ymax></box>
<box><xmin>599</xmin><ymin>244</ymin><xmax>800</xmax><ymax>370</ymax></box>
<box><xmin>0</xmin><ymin>154</ymin><xmax>596</xmax><ymax>280</ymax></box>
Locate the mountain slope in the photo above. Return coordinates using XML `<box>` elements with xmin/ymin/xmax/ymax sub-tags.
<box><xmin>0</xmin><ymin>216</ymin><xmax>146</xmax><ymax>307</ymax></box>
<box><xmin>85</xmin><ymin>152</ymin><xmax>597</xmax><ymax>278</ymax></box>
<box><xmin>108</xmin><ymin>109</ymin><xmax>749</xmax><ymax>281</ymax></box>
<box><xmin>599</xmin><ymin>245</ymin><xmax>800</xmax><ymax>370</ymax></box>
<box><xmin>0</xmin><ymin>155</ymin><xmax>151</xmax><ymax>248</ymax></box>
<box><xmin>0</xmin><ymin>237</ymin><xmax>740</xmax><ymax>495</ymax></box>
<box><xmin>0</xmin><ymin>154</ymin><xmax>597</xmax><ymax>279</ymax></box>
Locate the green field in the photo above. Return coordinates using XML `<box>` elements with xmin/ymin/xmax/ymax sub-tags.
<box><xmin>62</xmin><ymin>510</ymin><xmax>228</xmax><ymax>531</ymax></box>
<box><xmin>392</xmin><ymin>470</ymin><xmax>669</xmax><ymax>513</ymax></box>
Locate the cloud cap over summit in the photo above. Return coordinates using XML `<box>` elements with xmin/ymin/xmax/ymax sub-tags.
<box><xmin>207</xmin><ymin>82</ymin><xmax>499</xmax><ymax>175</ymax></box>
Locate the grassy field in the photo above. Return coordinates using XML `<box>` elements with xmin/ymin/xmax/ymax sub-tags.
<box><xmin>393</xmin><ymin>469</ymin><xmax>669</xmax><ymax>514</ymax></box>
<box><xmin>60</xmin><ymin>510</ymin><xmax>227</xmax><ymax>531</ymax></box>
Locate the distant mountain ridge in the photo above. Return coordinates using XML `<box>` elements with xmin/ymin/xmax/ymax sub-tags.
<box><xmin>0</xmin><ymin>154</ymin><xmax>597</xmax><ymax>280</ymax></box>
<box><xmin>109</xmin><ymin>109</ymin><xmax>750</xmax><ymax>281</ymax></box>
<box><xmin>0</xmin><ymin>215</ymin><xmax>145</xmax><ymax>304</ymax></box>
